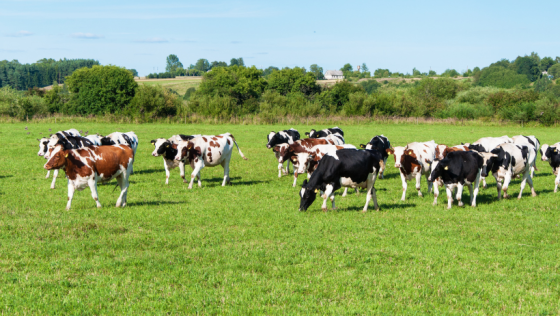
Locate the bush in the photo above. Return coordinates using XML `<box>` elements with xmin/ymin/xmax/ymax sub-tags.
<box><xmin>486</xmin><ymin>90</ymin><xmax>539</xmax><ymax>109</ymax></box>
<box><xmin>435</xmin><ymin>102</ymin><xmax>494</xmax><ymax>119</ymax></box>
<box><xmin>124</xmin><ymin>85</ymin><xmax>180</xmax><ymax>121</ymax></box>
<box><xmin>0</xmin><ymin>86</ymin><xmax>48</xmax><ymax>119</ymax></box>
<box><xmin>535</xmin><ymin>98</ymin><xmax>559</xmax><ymax>126</ymax></box>
<box><xmin>266</xmin><ymin>67</ymin><xmax>320</xmax><ymax>96</ymax></box>
<box><xmin>183</xmin><ymin>87</ymin><xmax>196</xmax><ymax>100</ymax></box>
<box><xmin>499</xmin><ymin>102</ymin><xmax>536</xmax><ymax>121</ymax></box>
<box><xmin>475</xmin><ymin>66</ymin><xmax>530</xmax><ymax>88</ymax></box>
<box><xmin>455</xmin><ymin>86</ymin><xmax>500</xmax><ymax>104</ymax></box>
<box><xmin>188</xmin><ymin>95</ymin><xmax>237</xmax><ymax>118</ymax></box>
<box><xmin>412</xmin><ymin>78</ymin><xmax>459</xmax><ymax>114</ymax></box>
<box><xmin>549</xmin><ymin>64</ymin><xmax>560</xmax><ymax>79</ymax></box>
<box><xmin>64</xmin><ymin>65</ymin><xmax>137</xmax><ymax>115</ymax></box>
<box><xmin>194</xmin><ymin>66</ymin><xmax>266</xmax><ymax>105</ymax></box>
<box><xmin>359</xmin><ymin>80</ymin><xmax>381</xmax><ymax>94</ymax></box>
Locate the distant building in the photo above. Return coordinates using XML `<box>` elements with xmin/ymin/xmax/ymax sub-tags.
<box><xmin>324</xmin><ymin>70</ymin><xmax>344</xmax><ymax>80</ymax></box>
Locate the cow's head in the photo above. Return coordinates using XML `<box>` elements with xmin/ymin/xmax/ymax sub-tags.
<box><xmin>545</xmin><ymin>146</ymin><xmax>559</xmax><ymax>164</ymax></box>
<box><xmin>175</xmin><ymin>141</ymin><xmax>200</xmax><ymax>161</ymax></box>
<box><xmin>299</xmin><ymin>179</ymin><xmax>317</xmax><ymax>211</ymax></box>
<box><xmin>541</xmin><ymin>144</ymin><xmax>550</xmax><ymax>161</ymax></box>
<box><xmin>151</xmin><ymin>138</ymin><xmax>171</xmax><ymax>157</ymax></box>
<box><xmin>306</xmin><ymin>129</ymin><xmax>317</xmax><ymax>138</ymax></box>
<box><xmin>434</xmin><ymin>145</ymin><xmax>448</xmax><ymax>160</ymax></box>
<box><xmin>293</xmin><ymin>152</ymin><xmax>317</xmax><ymax>175</ymax></box>
<box><xmin>100</xmin><ymin>137</ymin><xmax>115</xmax><ymax>146</ymax></box>
<box><xmin>479</xmin><ymin>148</ymin><xmax>504</xmax><ymax>178</ymax></box>
<box><xmin>266</xmin><ymin>131</ymin><xmax>289</xmax><ymax>149</ymax></box>
<box><xmin>427</xmin><ymin>159</ymin><xmax>448</xmax><ymax>182</ymax></box>
<box><xmin>44</xmin><ymin>145</ymin><xmax>67</xmax><ymax>170</ymax></box>
<box><xmin>37</xmin><ymin>137</ymin><xmax>49</xmax><ymax>157</ymax></box>
<box><xmin>386</xmin><ymin>147</ymin><xmax>407</xmax><ymax>168</ymax></box>
<box><xmin>468</xmin><ymin>144</ymin><xmax>486</xmax><ymax>153</ymax></box>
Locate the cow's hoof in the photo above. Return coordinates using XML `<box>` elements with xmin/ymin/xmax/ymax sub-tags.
<box><xmin>322</xmin><ymin>208</ymin><xmax>328</xmax><ymax>212</ymax></box>
<box><xmin>332</xmin><ymin>207</ymin><xmax>338</xmax><ymax>211</ymax></box>
<box><xmin>532</xmin><ymin>193</ymin><xmax>537</xmax><ymax>197</ymax></box>
<box><xmin>187</xmin><ymin>186</ymin><xmax>193</xmax><ymax>189</ymax></box>
<box><xmin>51</xmin><ymin>187</ymin><xmax>55</xmax><ymax>190</ymax></box>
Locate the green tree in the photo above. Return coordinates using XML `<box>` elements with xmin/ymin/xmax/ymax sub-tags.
<box><xmin>127</xmin><ymin>69</ymin><xmax>138</xmax><ymax>77</ymax></box>
<box><xmin>441</xmin><ymin>69</ymin><xmax>460</xmax><ymax>77</ymax></box>
<box><xmin>124</xmin><ymin>84</ymin><xmax>180</xmax><ymax>120</ymax></box>
<box><xmin>475</xmin><ymin>66</ymin><xmax>530</xmax><ymax>88</ymax></box>
<box><xmin>309</xmin><ymin>64</ymin><xmax>324</xmax><ymax>80</ymax></box>
<box><xmin>210</xmin><ymin>61</ymin><xmax>227</xmax><ymax>69</ymax></box>
<box><xmin>194</xmin><ymin>65</ymin><xmax>266</xmax><ymax>104</ymax></box>
<box><xmin>540</xmin><ymin>57</ymin><xmax>556</xmax><ymax>72</ymax></box>
<box><xmin>361</xmin><ymin>63</ymin><xmax>369</xmax><ymax>72</ymax></box>
<box><xmin>547</xmin><ymin>63</ymin><xmax>560</xmax><ymax>79</ymax></box>
<box><xmin>267</xmin><ymin>67</ymin><xmax>320</xmax><ymax>96</ymax></box>
<box><xmin>194</xmin><ymin>59</ymin><xmax>210</xmax><ymax>72</ymax></box>
<box><xmin>340</xmin><ymin>63</ymin><xmax>353</xmax><ymax>72</ymax></box>
<box><xmin>534</xmin><ymin>77</ymin><xmax>552</xmax><ymax>93</ymax></box>
<box><xmin>374</xmin><ymin>68</ymin><xmax>391</xmax><ymax>78</ymax></box>
<box><xmin>512</xmin><ymin>56</ymin><xmax>540</xmax><ymax>82</ymax></box>
<box><xmin>263</xmin><ymin>66</ymin><xmax>279</xmax><ymax>77</ymax></box>
<box><xmin>165</xmin><ymin>54</ymin><xmax>183</xmax><ymax>74</ymax></box>
<box><xmin>65</xmin><ymin>65</ymin><xmax>137</xmax><ymax>114</ymax></box>
<box><xmin>230</xmin><ymin>58</ymin><xmax>245</xmax><ymax>67</ymax></box>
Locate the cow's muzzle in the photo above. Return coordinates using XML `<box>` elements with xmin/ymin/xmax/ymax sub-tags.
<box><xmin>395</xmin><ymin>163</ymin><xmax>401</xmax><ymax>168</ymax></box>
<box><xmin>266</xmin><ymin>144</ymin><xmax>272</xmax><ymax>149</ymax></box>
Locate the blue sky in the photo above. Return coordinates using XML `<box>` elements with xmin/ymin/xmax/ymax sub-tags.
<box><xmin>2</xmin><ymin>0</ymin><xmax>559</xmax><ymax>76</ymax></box>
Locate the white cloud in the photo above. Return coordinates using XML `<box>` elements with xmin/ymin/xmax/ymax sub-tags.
<box><xmin>5</xmin><ymin>30</ymin><xmax>33</xmax><ymax>37</ymax></box>
<box><xmin>71</xmin><ymin>32</ymin><xmax>103</xmax><ymax>39</ymax></box>
<box><xmin>134</xmin><ymin>37</ymin><xmax>168</xmax><ymax>43</ymax></box>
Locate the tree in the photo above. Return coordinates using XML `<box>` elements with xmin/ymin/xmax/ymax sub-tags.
<box><xmin>262</xmin><ymin>66</ymin><xmax>279</xmax><ymax>77</ymax></box>
<box><xmin>475</xmin><ymin>66</ymin><xmax>530</xmax><ymax>88</ymax></box>
<box><xmin>548</xmin><ymin>63</ymin><xmax>560</xmax><ymax>79</ymax></box>
<box><xmin>540</xmin><ymin>57</ymin><xmax>556</xmax><ymax>72</ymax></box>
<box><xmin>309</xmin><ymin>64</ymin><xmax>324</xmax><ymax>80</ymax></box>
<box><xmin>441</xmin><ymin>69</ymin><xmax>460</xmax><ymax>77</ymax></box>
<box><xmin>533</xmin><ymin>77</ymin><xmax>552</xmax><ymax>93</ymax></box>
<box><xmin>165</xmin><ymin>54</ymin><xmax>183</xmax><ymax>74</ymax></box>
<box><xmin>512</xmin><ymin>56</ymin><xmax>539</xmax><ymax>82</ymax></box>
<box><xmin>374</xmin><ymin>68</ymin><xmax>391</xmax><ymax>78</ymax></box>
<box><xmin>127</xmin><ymin>69</ymin><xmax>138</xmax><ymax>77</ymax></box>
<box><xmin>412</xmin><ymin>68</ymin><xmax>422</xmax><ymax>77</ymax></box>
<box><xmin>230</xmin><ymin>57</ymin><xmax>245</xmax><ymax>67</ymax></box>
<box><xmin>361</xmin><ymin>63</ymin><xmax>369</xmax><ymax>72</ymax></box>
<box><xmin>124</xmin><ymin>84</ymin><xmax>180</xmax><ymax>120</ymax></box>
<box><xmin>65</xmin><ymin>65</ymin><xmax>137</xmax><ymax>114</ymax></box>
<box><xmin>428</xmin><ymin>70</ymin><xmax>437</xmax><ymax>76</ymax></box>
<box><xmin>266</xmin><ymin>67</ymin><xmax>320</xmax><ymax>96</ymax></box>
<box><xmin>194</xmin><ymin>59</ymin><xmax>210</xmax><ymax>72</ymax></box>
<box><xmin>210</xmin><ymin>61</ymin><xmax>227</xmax><ymax>69</ymax></box>
<box><xmin>340</xmin><ymin>63</ymin><xmax>353</xmax><ymax>72</ymax></box>
<box><xmin>194</xmin><ymin>65</ymin><xmax>266</xmax><ymax>104</ymax></box>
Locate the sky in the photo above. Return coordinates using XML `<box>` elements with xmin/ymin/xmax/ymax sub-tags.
<box><xmin>1</xmin><ymin>0</ymin><xmax>559</xmax><ymax>76</ymax></box>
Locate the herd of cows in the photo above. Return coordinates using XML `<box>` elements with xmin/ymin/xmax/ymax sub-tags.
<box><xmin>36</xmin><ymin>126</ymin><xmax>560</xmax><ymax>212</ymax></box>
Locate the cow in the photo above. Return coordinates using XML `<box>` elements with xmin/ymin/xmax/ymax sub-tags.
<box><xmin>151</xmin><ymin>134</ymin><xmax>200</xmax><ymax>184</ymax></box>
<box><xmin>428</xmin><ymin>151</ymin><xmax>483</xmax><ymax>209</ymax></box>
<box><xmin>464</xmin><ymin>136</ymin><xmax>513</xmax><ymax>188</ymax></box>
<box><xmin>387</xmin><ymin>140</ymin><xmax>437</xmax><ymax>201</ymax></box>
<box><xmin>85</xmin><ymin>134</ymin><xmax>103</xmax><ymax>146</ymax></box>
<box><xmin>281</xmin><ymin>137</ymin><xmax>346</xmax><ymax>187</ymax></box>
<box><xmin>100</xmin><ymin>132</ymin><xmax>139</xmax><ymax>173</ymax></box>
<box><xmin>479</xmin><ymin>143</ymin><xmax>537</xmax><ymax>200</ymax></box>
<box><xmin>541</xmin><ymin>142</ymin><xmax>560</xmax><ymax>162</ymax></box>
<box><xmin>360</xmin><ymin>135</ymin><xmax>391</xmax><ymax>179</ymax></box>
<box><xmin>434</xmin><ymin>144</ymin><xmax>469</xmax><ymax>160</ymax></box>
<box><xmin>38</xmin><ymin>129</ymin><xmax>81</xmax><ymax>188</ymax></box>
<box><xmin>174</xmin><ymin>133</ymin><xmax>248</xmax><ymax>189</ymax></box>
<box><xmin>305</xmin><ymin>127</ymin><xmax>344</xmax><ymax>138</ymax></box>
<box><xmin>44</xmin><ymin>144</ymin><xmax>134</xmax><ymax>210</ymax></box>
<box><xmin>266</xmin><ymin>129</ymin><xmax>300</xmax><ymax>177</ymax></box>
<box><xmin>289</xmin><ymin>144</ymin><xmax>358</xmax><ymax>196</ymax></box>
<box><xmin>541</xmin><ymin>146</ymin><xmax>560</xmax><ymax>192</ymax></box>
<box><xmin>298</xmin><ymin>148</ymin><xmax>382</xmax><ymax>212</ymax></box>
<box><xmin>512</xmin><ymin>135</ymin><xmax>540</xmax><ymax>177</ymax></box>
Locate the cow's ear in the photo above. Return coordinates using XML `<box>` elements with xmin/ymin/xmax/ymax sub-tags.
<box><xmin>37</xmin><ymin>138</ymin><xmax>40</xmax><ymax>141</ymax></box>
<box><xmin>187</xmin><ymin>142</ymin><xmax>193</xmax><ymax>150</ymax></box>
<box><xmin>360</xmin><ymin>144</ymin><xmax>366</xmax><ymax>149</ymax></box>
<box><xmin>386</xmin><ymin>148</ymin><xmax>394</xmax><ymax>155</ymax></box>
<box><xmin>150</xmin><ymin>140</ymin><xmax>156</xmax><ymax>145</ymax></box>
<box><xmin>272</xmin><ymin>146</ymin><xmax>279</xmax><ymax>152</ymax></box>
<box><xmin>305</xmin><ymin>132</ymin><xmax>310</xmax><ymax>136</ymax></box>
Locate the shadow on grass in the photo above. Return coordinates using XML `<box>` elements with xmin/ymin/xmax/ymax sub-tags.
<box><xmin>127</xmin><ymin>201</ymin><xmax>183</xmax><ymax>207</ymax></box>
<box><xmin>0</xmin><ymin>175</ymin><xmax>13</xmax><ymax>179</ymax></box>
<box><xmin>378</xmin><ymin>173</ymin><xmax>399</xmax><ymax>180</ymax></box>
<box><xmin>134</xmin><ymin>169</ymin><xmax>162</xmax><ymax>175</ymax></box>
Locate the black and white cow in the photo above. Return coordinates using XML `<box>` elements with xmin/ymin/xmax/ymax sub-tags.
<box><xmin>100</xmin><ymin>132</ymin><xmax>139</xmax><ymax>173</ymax></box>
<box><xmin>542</xmin><ymin>146</ymin><xmax>560</xmax><ymax>192</ymax></box>
<box><xmin>428</xmin><ymin>151</ymin><xmax>483</xmax><ymax>209</ymax></box>
<box><xmin>360</xmin><ymin>135</ymin><xmax>391</xmax><ymax>179</ymax></box>
<box><xmin>298</xmin><ymin>149</ymin><xmax>382</xmax><ymax>212</ymax></box>
<box><xmin>38</xmin><ymin>129</ymin><xmax>82</xmax><ymax>189</ymax></box>
<box><xmin>465</xmin><ymin>136</ymin><xmax>513</xmax><ymax>188</ymax></box>
<box><xmin>479</xmin><ymin>143</ymin><xmax>537</xmax><ymax>200</ymax></box>
<box><xmin>540</xmin><ymin>142</ymin><xmax>560</xmax><ymax>162</ymax></box>
<box><xmin>512</xmin><ymin>135</ymin><xmax>540</xmax><ymax>177</ymax></box>
<box><xmin>266</xmin><ymin>128</ymin><xmax>300</xmax><ymax>177</ymax></box>
<box><xmin>305</xmin><ymin>127</ymin><xmax>344</xmax><ymax>138</ymax></box>
<box><xmin>151</xmin><ymin>134</ymin><xmax>201</xmax><ymax>184</ymax></box>
<box><xmin>85</xmin><ymin>134</ymin><xmax>103</xmax><ymax>146</ymax></box>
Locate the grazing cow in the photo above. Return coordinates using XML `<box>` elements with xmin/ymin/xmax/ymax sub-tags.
<box><xmin>479</xmin><ymin>143</ymin><xmax>537</xmax><ymax>200</ymax></box>
<box><xmin>266</xmin><ymin>129</ymin><xmax>300</xmax><ymax>177</ymax></box>
<box><xmin>465</xmin><ymin>136</ymin><xmax>513</xmax><ymax>188</ymax></box>
<box><xmin>151</xmin><ymin>134</ymin><xmax>200</xmax><ymax>184</ymax></box>
<box><xmin>100</xmin><ymin>132</ymin><xmax>139</xmax><ymax>173</ymax></box>
<box><xmin>387</xmin><ymin>140</ymin><xmax>437</xmax><ymax>201</ymax></box>
<box><xmin>174</xmin><ymin>133</ymin><xmax>248</xmax><ymax>189</ymax></box>
<box><xmin>541</xmin><ymin>142</ymin><xmax>560</xmax><ymax>162</ymax></box>
<box><xmin>542</xmin><ymin>146</ymin><xmax>560</xmax><ymax>192</ymax></box>
<box><xmin>289</xmin><ymin>144</ymin><xmax>358</xmax><ymax>196</ymax></box>
<box><xmin>44</xmin><ymin>144</ymin><xmax>134</xmax><ymax>210</ymax></box>
<box><xmin>298</xmin><ymin>149</ymin><xmax>382</xmax><ymax>212</ymax></box>
<box><xmin>512</xmin><ymin>135</ymin><xmax>540</xmax><ymax>177</ymax></box>
<box><xmin>428</xmin><ymin>151</ymin><xmax>483</xmax><ymax>209</ymax></box>
<box><xmin>360</xmin><ymin>135</ymin><xmax>391</xmax><ymax>178</ymax></box>
<box><xmin>305</xmin><ymin>127</ymin><xmax>344</xmax><ymax>138</ymax></box>
<box><xmin>282</xmin><ymin>137</ymin><xmax>345</xmax><ymax>187</ymax></box>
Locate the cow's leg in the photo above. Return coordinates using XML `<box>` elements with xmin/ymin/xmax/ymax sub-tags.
<box><xmin>321</xmin><ymin>184</ymin><xmax>334</xmax><ymax>212</ymax></box>
<box><xmin>466</xmin><ymin>183</ymin><xmax>474</xmax><ymax>205</ymax></box>
<box><xmin>278</xmin><ymin>162</ymin><xmax>283</xmax><ymax>178</ymax></box>
<box><xmin>472</xmin><ymin>170</ymin><xmax>481</xmax><ymax>207</ymax></box>
<box><xmin>164</xmin><ymin>159</ymin><xmax>171</xmax><ymax>184</ymax></box>
<box><xmin>432</xmin><ymin>181</ymin><xmax>440</xmax><ymax>206</ymax></box>
<box><xmin>363</xmin><ymin>173</ymin><xmax>378</xmax><ymax>212</ymax></box>
<box><xmin>494</xmin><ymin>174</ymin><xmax>502</xmax><ymax>200</ymax></box>
<box><xmin>188</xmin><ymin>161</ymin><xmax>204</xmax><ymax>189</ymax></box>
<box><xmin>45</xmin><ymin>170</ymin><xmax>50</xmax><ymax>179</ymax></box>
<box><xmin>427</xmin><ymin>174</ymin><xmax>433</xmax><ymax>194</ymax></box>
<box><xmin>196</xmin><ymin>172</ymin><xmax>202</xmax><ymax>187</ymax></box>
<box><xmin>416</xmin><ymin>172</ymin><xmax>423</xmax><ymax>197</ymax></box>
<box><xmin>179</xmin><ymin>161</ymin><xmax>187</xmax><ymax>184</ymax></box>
<box><xmin>517</xmin><ymin>170</ymin><xmax>529</xmax><ymax>199</ymax></box>
<box><xmin>456</xmin><ymin>183</ymin><xmax>464</xmax><ymax>207</ymax></box>
<box><xmin>285</xmin><ymin>161</ymin><xmax>290</xmax><ymax>175</ymax></box>
<box><xmin>51</xmin><ymin>169</ymin><xmax>58</xmax><ymax>189</ymax></box>
<box><xmin>502</xmin><ymin>171</ymin><xmax>512</xmax><ymax>199</ymax></box>
<box><xmin>292</xmin><ymin>171</ymin><xmax>298</xmax><ymax>187</ymax></box>
<box><xmin>115</xmin><ymin>174</ymin><xmax>129</xmax><ymax>207</ymax></box>
<box><xmin>66</xmin><ymin>181</ymin><xmax>75</xmax><ymax>210</ymax></box>
<box><xmin>380</xmin><ymin>157</ymin><xmax>387</xmax><ymax>179</ymax></box>
<box><xmin>446</xmin><ymin>186</ymin><xmax>453</xmax><ymax>209</ymax></box>
<box><xmin>342</xmin><ymin>187</ymin><xmax>348</xmax><ymax>197</ymax></box>
<box><xmin>400</xmin><ymin>171</ymin><xmax>408</xmax><ymax>201</ymax></box>
<box><xmin>88</xmin><ymin>177</ymin><xmax>102</xmax><ymax>208</ymax></box>
<box><xmin>482</xmin><ymin>176</ymin><xmax>487</xmax><ymax>189</ymax></box>
<box><xmin>221</xmin><ymin>156</ymin><xmax>231</xmax><ymax>186</ymax></box>
<box><xmin>555</xmin><ymin>171</ymin><xmax>560</xmax><ymax>193</ymax></box>
<box><xmin>329</xmin><ymin>194</ymin><xmax>336</xmax><ymax>210</ymax></box>
<box><xmin>523</xmin><ymin>170</ymin><xmax>537</xmax><ymax>197</ymax></box>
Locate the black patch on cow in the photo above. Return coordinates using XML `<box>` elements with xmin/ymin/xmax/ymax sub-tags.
<box><xmin>178</xmin><ymin>134</ymin><xmax>195</xmax><ymax>141</ymax></box>
<box><xmin>267</xmin><ymin>129</ymin><xmax>301</xmax><ymax>148</ymax></box>
<box><xmin>42</xmin><ymin>141</ymin><xmax>49</xmax><ymax>153</ymax></box>
<box><xmin>122</xmin><ymin>134</ymin><xmax>133</xmax><ymax>147</ymax></box>
<box><xmin>365</xmin><ymin>135</ymin><xmax>391</xmax><ymax>158</ymax></box>
<box><xmin>306</xmin><ymin>127</ymin><xmax>344</xmax><ymax>139</ymax></box>
<box><xmin>57</xmin><ymin>135</ymin><xmax>94</xmax><ymax>150</ymax></box>
<box><xmin>431</xmin><ymin>151</ymin><xmax>483</xmax><ymax>185</ymax></box>
<box><xmin>523</xmin><ymin>136</ymin><xmax>535</xmax><ymax>147</ymax></box>
<box><xmin>100</xmin><ymin>137</ymin><xmax>115</xmax><ymax>146</ymax></box>
<box><xmin>546</xmin><ymin>147</ymin><xmax>560</xmax><ymax>170</ymax></box>
<box><xmin>468</xmin><ymin>144</ymin><xmax>486</xmax><ymax>152</ymax></box>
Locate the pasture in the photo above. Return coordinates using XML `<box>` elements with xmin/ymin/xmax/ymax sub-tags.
<box><xmin>1</xmin><ymin>122</ymin><xmax>559</xmax><ymax>314</ymax></box>
<box><xmin>135</xmin><ymin>77</ymin><xmax>202</xmax><ymax>95</ymax></box>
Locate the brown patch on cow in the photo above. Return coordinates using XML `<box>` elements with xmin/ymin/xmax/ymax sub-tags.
<box><xmin>202</xmin><ymin>137</ymin><xmax>208</xmax><ymax>142</ymax></box>
<box><xmin>216</xmin><ymin>135</ymin><xmax>223</xmax><ymax>138</ymax></box>
<box><xmin>423</xmin><ymin>144</ymin><xmax>429</xmax><ymax>147</ymax></box>
<box><xmin>195</xmin><ymin>158</ymin><xmax>199</xmax><ymax>163</ymax></box>
<box><xmin>386</xmin><ymin>148</ymin><xmax>395</xmax><ymax>155</ymax></box>
<box><xmin>423</xmin><ymin>149</ymin><xmax>427</xmax><ymax>153</ymax></box>
<box><xmin>92</xmin><ymin>145</ymin><xmax>133</xmax><ymax>181</ymax></box>
<box><xmin>207</xmin><ymin>151</ymin><xmax>213</xmax><ymax>163</ymax></box>
<box><xmin>211</xmin><ymin>137</ymin><xmax>218</xmax><ymax>141</ymax></box>
<box><xmin>400</xmin><ymin>151</ymin><xmax>420</xmax><ymax>174</ymax></box>
<box><xmin>335</xmin><ymin>145</ymin><xmax>344</xmax><ymax>150</ymax></box>
<box><xmin>209</xmin><ymin>140</ymin><xmax>220</xmax><ymax>148</ymax></box>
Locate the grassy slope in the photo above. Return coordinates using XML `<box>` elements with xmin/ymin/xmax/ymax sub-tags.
<box><xmin>136</xmin><ymin>78</ymin><xmax>202</xmax><ymax>95</ymax></box>
<box><xmin>0</xmin><ymin>122</ymin><xmax>559</xmax><ymax>314</ymax></box>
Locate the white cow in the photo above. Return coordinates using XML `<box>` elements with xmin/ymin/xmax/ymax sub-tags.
<box><xmin>512</xmin><ymin>135</ymin><xmax>540</xmax><ymax>177</ymax></box>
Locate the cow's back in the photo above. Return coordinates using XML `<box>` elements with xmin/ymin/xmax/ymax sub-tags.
<box><xmin>329</xmin><ymin>149</ymin><xmax>380</xmax><ymax>184</ymax></box>
<box><xmin>92</xmin><ymin>145</ymin><xmax>134</xmax><ymax>179</ymax></box>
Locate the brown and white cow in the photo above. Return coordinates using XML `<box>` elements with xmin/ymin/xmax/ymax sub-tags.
<box><xmin>387</xmin><ymin>140</ymin><xmax>437</xmax><ymax>201</ymax></box>
<box><xmin>434</xmin><ymin>144</ymin><xmax>469</xmax><ymax>160</ymax></box>
<box><xmin>44</xmin><ymin>144</ymin><xmax>134</xmax><ymax>210</ymax></box>
<box><xmin>174</xmin><ymin>133</ymin><xmax>248</xmax><ymax>189</ymax></box>
<box><xmin>276</xmin><ymin>138</ymin><xmax>341</xmax><ymax>187</ymax></box>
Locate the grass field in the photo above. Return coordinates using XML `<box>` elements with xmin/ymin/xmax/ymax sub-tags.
<box><xmin>1</xmin><ymin>122</ymin><xmax>560</xmax><ymax>314</ymax></box>
<box><xmin>135</xmin><ymin>77</ymin><xmax>202</xmax><ymax>95</ymax></box>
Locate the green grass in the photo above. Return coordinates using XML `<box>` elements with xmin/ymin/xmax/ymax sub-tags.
<box><xmin>1</xmin><ymin>122</ymin><xmax>560</xmax><ymax>314</ymax></box>
<box><xmin>136</xmin><ymin>78</ymin><xmax>202</xmax><ymax>95</ymax></box>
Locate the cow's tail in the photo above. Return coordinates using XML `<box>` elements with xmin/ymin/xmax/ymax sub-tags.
<box><xmin>229</xmin><ymin>134</ymin><xmax>248</xmax><ymax>160</ymax></box>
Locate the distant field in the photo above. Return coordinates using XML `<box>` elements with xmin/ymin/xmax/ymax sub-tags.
<box><xmin>135</xmin><ymin>77</ymin><xmax>202</xmax><ymax>95</ymax></box>
<box><xmin>1</xmin><ymin>122</ymin><xmax>560</xmax><ymax>314</ymax></box>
